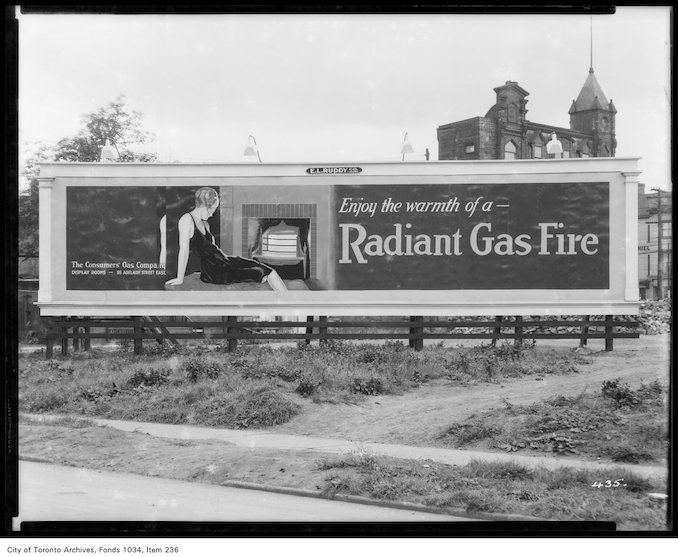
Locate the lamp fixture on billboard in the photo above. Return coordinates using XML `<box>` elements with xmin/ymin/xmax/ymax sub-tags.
<box><xmin>547</xmin><ymin>132</ymin><xmax>564</xmax><ymax>158</ymax></box>
<box><xmin>400</xmin><ymin>132</ymin><xmax>414</xmax><ymax>161</ymax></box>
<box><xmin>244</xmin><ymin>134</ymin><xmax>262</xmax><ymax>162</ymax></box>
<box><xmin>99</xmin><ymin>139</ymin><xmax>118</xmax><ymax>162</ymax></box>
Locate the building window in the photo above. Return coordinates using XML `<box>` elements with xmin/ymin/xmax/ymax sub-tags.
<box><xmin>508</xmin><ymin>104</ymin><xmax>518</xmax><ymax>123</ymax></box>
<box><xmin>533</xmin><ymin>144</ymin><xmax>542</xmax><ymax>159</ymax></box>
<box><xmin>662</xmin><ymin>222</ymin><xmax>672</xmax><ymax>239</ymax></box>
<box><xmin>504</xmin><ymin>141</ymin><xmax>517</xmax><ymax>160</ymax></box>
<box><xmin>464</xmin><ymin>144</ymin><xmax>475</xmax><ymax>154</ymax></box>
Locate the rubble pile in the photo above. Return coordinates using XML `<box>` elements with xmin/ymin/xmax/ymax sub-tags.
<box><xmin>639</xmin><ymin>299</ymin><xmax>672</xmax><ymax>335</ymax></box>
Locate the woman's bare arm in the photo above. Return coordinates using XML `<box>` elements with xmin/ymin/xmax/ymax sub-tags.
<box><xmin>165</xmin><ymin>214</ymin><xmax>193</xmax><ymax>285</ymax></box>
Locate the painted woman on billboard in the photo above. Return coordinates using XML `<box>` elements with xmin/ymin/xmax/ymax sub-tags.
<box><xmin>164</xmin><ymin>187</ymin><xmax>288</xmax><ymax>291</ymax></box>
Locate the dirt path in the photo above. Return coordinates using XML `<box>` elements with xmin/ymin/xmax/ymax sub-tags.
<box><xmin>272</xmin><ymin>335</ymin><xmax>671</xmax><ymax>446</ymax></box>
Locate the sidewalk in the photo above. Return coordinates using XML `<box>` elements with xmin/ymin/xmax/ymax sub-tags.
<box><xmin>24</xmin><ymin>413</ymin><xmax>668</xmax><ymax>480</ymax></box>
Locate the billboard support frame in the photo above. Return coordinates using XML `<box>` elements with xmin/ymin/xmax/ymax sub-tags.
<box><xmin>43</xmin><ymin>314</ymin><xmax>640</xmax><ymax>358</ymax></box>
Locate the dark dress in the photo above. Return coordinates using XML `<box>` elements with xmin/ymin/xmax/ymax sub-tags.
<box><xmin>189</xmin><ymin>214</ymin><xmax>274</xmax><ymax>284</ymax></box>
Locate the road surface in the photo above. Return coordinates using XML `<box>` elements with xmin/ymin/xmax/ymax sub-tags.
<box><xmin>13</xmin><ymin>461</ymin><xmax>475</xmax><ymax>529</ymax></box>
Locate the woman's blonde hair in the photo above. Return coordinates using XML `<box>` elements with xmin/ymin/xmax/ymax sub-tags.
<box><xmin>194</xmin><ymin>187</ymin><xmax>219</xmax><ymax>208</ymax></box>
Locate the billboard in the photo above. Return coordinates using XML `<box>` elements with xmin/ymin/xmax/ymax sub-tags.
<box><xmin>38</xmin><ymin>159</ymin><xmax>640</xmax><ymax>316</ymax></box>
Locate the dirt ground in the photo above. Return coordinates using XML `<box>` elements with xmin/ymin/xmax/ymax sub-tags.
<box><xmin>271</xmin><ymin>334</ymin><xmax>671</xmax><ymax>446</ymax></box>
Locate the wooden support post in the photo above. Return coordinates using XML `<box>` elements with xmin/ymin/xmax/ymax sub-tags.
<box><xmin>60</xmin><ymin>320</ymin><xmax>69</xmax><ymax>356</ymax></box>
<box><xmin>133</xmin><ymin>317</ymin><xmax>143</xmax><ymax>355</ymax></box>
<box><xmin>514</xmin><ymin>316</ymin><xmax>523</xmax><ymax>348</ymax></box>
<box><xmin>605</xmin><ymin>315</ymin><xmax>614</xmax><ymax>352</ymax></box>
<box><xmin>409</xmin><ymin>316</ymin><xmax>424</xmax><ymax>351</ymax></box>
<box><xmin>45</xmin><ymin>318</ymin><xmax>54</xmax><ymax>359</ymax></box>
<box><xmin>319</xmin><ymin>316</ymin><xmax>328</xmax><ymax>345</ymax></box>
<box><xmin>305</xmin><ymin>316</ymin><xmax>314</xmax><ymax>345</ymax></box>
<box><xmin>491</xmin><ymin>316</ymin><xmax>503</xmax><ymax>347</ymax></box>
<box><xmin>73</xmin><ymin>327</ymin><xmax>80</xmax><ymax>352</ymax></box>
<box><xmin>579</xmin><ymin>316</ymin><xmax>590</xmax><ymax>347</ymax></box>
<box><xmin>227</xmin><ymin>316</ymin><xmax>238</xmax><ymax>352</ymax></box>
<box><xmin>83</xmin><ymin>318</ymin><xmax>91</xmax><ymax>351</ymax></box>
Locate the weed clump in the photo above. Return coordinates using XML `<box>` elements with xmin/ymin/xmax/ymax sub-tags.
<box><xmin>230</xmin><ymin>384</ymin><xmax>301</xmax><ymax>428</ymax></box>
<box><xmin>350</xmin><ymin>377</ymin><xmax>384</xmax><ymax>396</ymax></box>
<box><xmin>601</xmin><ymin>378</ymin><xmax>665</xmax><ymax>409</ymax></box>
<box><xmin>196</xmin><ymin>384</ymin><xmax>301</xmax><ymax>428</ymax></box>
<box><xmin>443</xmin><ymin>422</ymin><xmax>499</xmax><ymax>446</ymax></box>
<box><xmin>636</xmin><ymin>380</ymin><xmax>665</xmax><ymax>404</ymax></box>
<box><xmin>295</xmin><ymin>375</ymin><xmax>319</xmax><ymax>397</ymax></box>
<box><xmin>464</xmin><ymin>459</ymin><xmax>534</xmax><ymax>481</ymax></box>
<box><xmin>126</xmin><ymin>367</ymin><xmax>171</xmax><ymax>388</ymax></box>
<box><xmin>608</xmin><ymin>445</ymin><xmax>655</xmax><ymax>464</ymax></box>
<box><xmin>601</xmin><ymin>378</ymin><xmax>640</xmax><ymax>408</ymax></box>
<box><xmin>182</xmin><ymin>356</ymin><xmax>222</xmax><ymax>383</ymax></box>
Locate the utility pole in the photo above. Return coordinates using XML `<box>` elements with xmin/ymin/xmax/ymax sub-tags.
<box><xmin>651</xmin><ymin>187</ymin><xmax>664</xmax><ymax>299</ymax></box>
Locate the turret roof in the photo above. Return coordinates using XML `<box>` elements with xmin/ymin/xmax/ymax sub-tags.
<box><xmin>569</xmin><ymin>68</ymin><xmax>612</xmax><ymax>113</ymax></box>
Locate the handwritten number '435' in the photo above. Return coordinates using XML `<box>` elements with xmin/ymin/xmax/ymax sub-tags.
<box><xmin>591</xmin><ymin>480</ymin><xmax>625</xmax><ymax>488</ymax></box>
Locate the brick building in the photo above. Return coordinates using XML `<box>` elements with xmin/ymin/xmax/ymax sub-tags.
<box><xmin>437</xmin><ymin>68</ymin><xmax>617</xmax><ymax>161</ymax></box>
<box><xmin>638</xmin><ymin>187</ymin><xmax>672</xmax><ymax>300</ymax></box>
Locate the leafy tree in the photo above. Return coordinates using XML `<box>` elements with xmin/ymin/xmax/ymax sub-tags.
<box><xmin>19</xmin><ymin>97</ymin><xmax>157</xmax><ymax>256</ymax></box>
<box><xmin>53</xmin><ymin>95</ymin><xmax>157</xmax><ymax>162</ymax></box>
<box><xmin>19</xmin><ymin>144</ymin><xmax>53</xmax><ymax>256</ymax></box>
<box><xmin>18</xmin><ymin>179</ymin><xmax>40</xmax><ymax>257</ymax></box>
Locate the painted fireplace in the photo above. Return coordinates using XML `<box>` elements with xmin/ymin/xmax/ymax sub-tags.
<box><xmin>242</xmin><ymin>204</ymin><xmax>317</xmax><ymax>280</ymax></box>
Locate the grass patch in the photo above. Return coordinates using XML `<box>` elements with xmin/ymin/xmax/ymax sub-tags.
<box><xmin>318</xmin><ymin>451</ymin><xmax>668</xmax><ymax>529</ymax></box>
<box><xmin>438</xmin><ymin>379</ymin><xmax>668</xmax><ymax>462</ymax></box>
<box><xmin>19</xmin><ymin>341</ymin><xmax>594</xmax><ymax>429</ymax></box>
<box><xmin>19</xmin><ymin>414</ymin><xmax>96</xmax><ymax>428</ymax></box>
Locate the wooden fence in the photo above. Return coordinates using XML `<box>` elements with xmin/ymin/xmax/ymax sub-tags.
<box><xmin>42</xmin><ymin>315</ymin><xmax>640</xmax><ymax>358</ymax></box>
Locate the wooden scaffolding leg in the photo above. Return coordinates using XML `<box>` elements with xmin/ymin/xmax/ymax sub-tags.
<box><xmin>491</xmin><ymin>316</ymin><xmax>503</xmax><ymax>347</ymax></box>
<box><xmin>133</xmin><ymin>317</ymin><xmax>143</xmax><ymax>355</ymax></box>
<box><xmin>45</xmin><ymin>318</ymin><xmax>54</xmax><ymax>359</ymax></box>
<box><xmin>60</xmin><ymin>320</ymin><xmax>69</xmax><ymax>356</ymax></box>
<box><xmin>514</xmin><ymin>316</ymin><xmax>523</xmax><ymax>348</ymax></box>
<box><xmin>579</xmin><ymin>316</ymin><xmax>590</xmax><ymax>347</ymax></box>
<box><xmin>409</xmin><ymin>316</ymin><xmax>424</xmax><ymax>351</ymax></box>
<box><xmin>605</xmin><ymin>315</ymin><xmax>614</xmax><ymax>352</ymax></box>
<box><xmin>227</xmin><ymin>316</ymin><xmax>238</xmax><ymax>352</ymax></box>
<box><xmin>319</xmin><ymin>316</ymin><xmax>328</xmax><ymax>345</ymax></box>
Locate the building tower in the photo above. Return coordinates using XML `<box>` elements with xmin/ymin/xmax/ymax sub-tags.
<box><xmin>484</xmin><ymin>81</ymin><xmax>530</xmax><ymax>159</ymax></box>
<box><xmin>568</xmin><ymin>67</ymin><xmax>617</xmax><ymax>157</ymax></box>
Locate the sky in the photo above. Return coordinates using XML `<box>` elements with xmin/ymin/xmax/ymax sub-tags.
<box><xmin>17</xmin><ymin>7</ymin><xmax>672</xmax><ymax>191</ymax></box>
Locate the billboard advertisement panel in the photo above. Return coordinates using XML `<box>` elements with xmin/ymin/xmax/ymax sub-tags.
<box><xmin>67</xmin><ymin>182</ymin><xmax>609</xmax><ymax>292</ymax></box>
<box><xmin>38</xmin><ymin>160</ymin><xmax>640</xmax><ymax>316</ymax></box>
